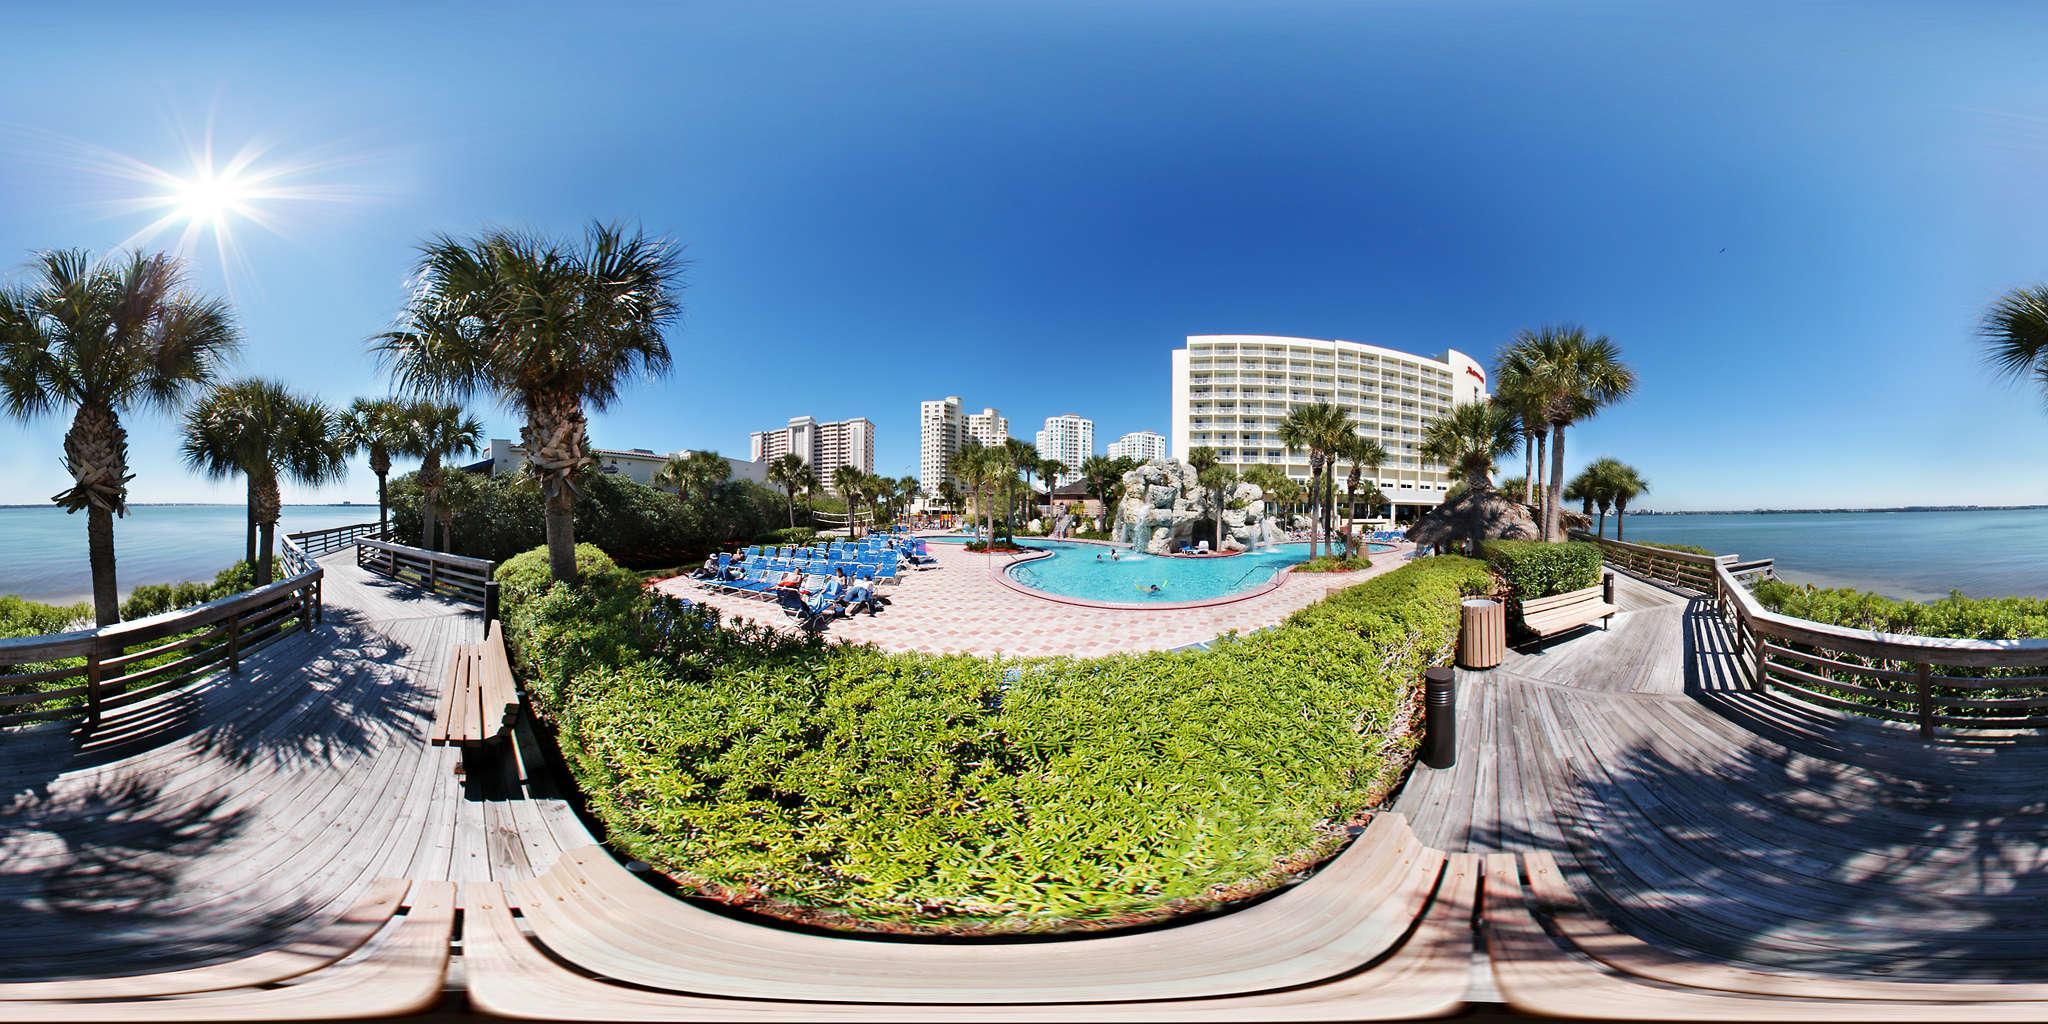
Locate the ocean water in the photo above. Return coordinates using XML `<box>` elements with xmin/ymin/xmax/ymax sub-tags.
<box><xmin>0</xmin><ymin>504</ymin><xmax>383</xmax><ymax>605</ymax></box>
<box><xmin>1612</xmin><ymin>509</ymin><xmax>2048</xmax><ymax>602</ymax></box>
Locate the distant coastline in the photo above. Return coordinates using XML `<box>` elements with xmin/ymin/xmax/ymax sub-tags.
<box><xmin>0</xmin><ymin>501</ymin><xmax>369</xmax><ymax>510</ymax></box>
<box><xmin>1630</xmin><ymin>504</ymin><xmax>2048</xmax><ymax>517</ymax></box>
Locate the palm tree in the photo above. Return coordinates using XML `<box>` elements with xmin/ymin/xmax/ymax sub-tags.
<box><xmin>1608</xmin><ymin>462</ymin><xmax>1648</xmax><ymax>540</ymax></box>
<box><xmin>0</xmin><ymin>250</ymin><xmax>240</xmax><ymax>625</ymax></box>
<box><xmin>434</xmin><ymin>465</ymin><xmax>489</xmax><ymax>557</ymax></box>
<box><xmin>181</xmin><ymin>379</ymin><xmax>346</xmax><ymax>586</ymax></box>
<box><xmin>1981</xmin><ymin>285</ymin><xmax>2048</xmax><ymax>409</ymax></box>
<box><xmin>1078</xmin><ymin>455</ymin><xmax>1129</xmax><ymax>532</ymax></box>
<box><xmin>1001</xmin><ymin>439</ymin><xmax>1037</xmax><ymax>541</ymax></box>
<box><xmin>935</xmin><ymin>479</ymin><xmax>963</xmax><ymax>515</ymax></box>
<box><xmin>1499</xmin><ymin>325</ymin><xmax>1635</xmax><ymax>541</ymax></box>
<box><xmin>1562</xmin><ymin>471</ymin><xmax>1595</xmax><ymax>521</ymax></box>
<box><xmin>395</xmin><ymin>401</ymin><xmax>483</xmax><ymax>551</ymax></box>
<box><xmin>374</xmin><ymin>221</ymin><xmax>684</xmax><ymax>584</ymax></box>
<box><xmin>1493</xmin><ymin>352</ymin><xmax>1547</xmax><ymax>509</ymax></box>
<box><xmin>767</xmin><ymin>453</ymin><xmax>808</xmax><ymax>527</ymax></box>
<box><xmin>832</xmin><ymin>464</ymin><xmax>868</xmax><ymax>538</ymax></box>
<box><xmin>655</xmin><ymin>449</ymin><xmax>730</xmax><ymax>506</ymax></box>
<box><xmin>1418</xmin><ymin>399</ymin><xmax>1521</xmax><ymax>493</ymax></box>
<box><xmin>953</xmin><ymin>444</ymin><xmax>1010</xmax><ymax>544</ymax></box>
<box><xmin>1338</xmin><ymin>434</ymin><xmax>1389</xmax><ymax>552</ymax></box>
<box><xmin>1277</xmin><ymin>403</ymin><xmax>1352</xmax><ymax>559</ymax></box>
<box><xmin>1241</xmin><ymin>463</ymin><xmax>1302</xmax><ymax>518</ymax></box>
<box><xmin>336</xmin><ymin>397</ymin><xmax>413</xmax><ymax>538</ymax></box>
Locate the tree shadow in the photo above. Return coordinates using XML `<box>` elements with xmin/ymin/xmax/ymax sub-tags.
<box><xmin>0</xmin><ymin>771</ymin><xmax>318</xmax><ymax>978</ymax></box>
<box><xmin>1465</xmin><ymin>595</ymin><xmax>2048</xmax><ymax>982</ymax></box>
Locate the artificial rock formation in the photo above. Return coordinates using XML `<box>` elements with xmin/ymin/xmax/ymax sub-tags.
<box><xmin>1113</xmin><ymin>459</ymin><xmax>1276</xmax><ymax>554</ymax></box>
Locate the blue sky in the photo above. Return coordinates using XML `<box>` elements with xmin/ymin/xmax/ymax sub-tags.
<box><xmin>5</xmin><ymin>1</ymin><xmax>2048</xmax><ymax>511</ymax></box>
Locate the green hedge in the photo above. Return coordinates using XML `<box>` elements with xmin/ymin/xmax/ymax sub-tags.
<box><xmin>1482</xmin><ymin>540</ymin><xmax>1603</xmax><ymax>598</ymax></box>
<box><xmin>1754</xmin><ymin>579</ymin><xmax>2048</xmax><ymax>640</ymax></box>
<box><xmin>119</xmin><ymin>562</ymin><xmax>254</xmax><ymax>620</ymax></box>
<box><xmin>500</xmin><ymin>547</ymin><xmax>1492</xmax><ymax>933</ymax></box>
<box><xmin>1636</xmin><ymin>540</ymin><xmax>1715</xmax><ymax>556</ymax></box>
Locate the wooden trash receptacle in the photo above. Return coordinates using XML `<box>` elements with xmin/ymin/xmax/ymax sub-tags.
<box><xmin>1459</xmin><ymin>598</ymin><xmax>1505</xmax><ymax>670</ymax></box>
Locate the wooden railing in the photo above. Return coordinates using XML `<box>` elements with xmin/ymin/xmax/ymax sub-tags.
<box><xmin>354</xmin><ymin>539</ymin><xmax>494</xmax><ymax>604</ymax></box>
<box><xmin>1711</xmin><ymin>559</ymin><xmax>2048</xmax><ymax>736</ymax></box>
<box><xmin>1569</xmin><ymin>532</ymin><xmax>1774</xmax><ymax>595</ymax></box>
<box><xmin>0</xmin><ymin>567</ymin><xmax>323</xmax><ymax>728</ymax></box>
<box><xmin>288</xmin><ymin>520</ymin><xmax>389</xmax><ymax>559</ymax></box>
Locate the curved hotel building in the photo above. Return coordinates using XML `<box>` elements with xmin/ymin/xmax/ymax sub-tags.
<box><xmin>1171</xmin><ymin>335</ymin><xmax>1488</xmax><ymax>515</ymax></box>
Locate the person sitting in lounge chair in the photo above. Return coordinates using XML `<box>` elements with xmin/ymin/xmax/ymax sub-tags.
<box><xmin>693</xmin><ymin>555</ymin><xmax>717</xmax><ymax>579</ymax></box>
<box><xmin>838</xmin><ymin>569</ymin><xmax>879</xmax><ymax>616</ymax></box>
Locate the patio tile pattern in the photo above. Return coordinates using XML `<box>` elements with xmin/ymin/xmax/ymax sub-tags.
<box><xmin>656</xmin><ymin>540</ymin><xmax>1414</xmax><ymax>658</ymax></box>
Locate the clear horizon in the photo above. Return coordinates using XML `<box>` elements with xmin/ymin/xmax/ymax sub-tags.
<box><xmin>6</xmin><ymin>2</ymin><xmax>2048</xmax><ymax>512</ymax></box>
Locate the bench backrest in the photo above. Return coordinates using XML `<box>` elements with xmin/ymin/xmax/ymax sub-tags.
<box><xmin>1519</xmin><ymin>584</ymin><xmax>1605</xmax><ymax>615</ymax></box>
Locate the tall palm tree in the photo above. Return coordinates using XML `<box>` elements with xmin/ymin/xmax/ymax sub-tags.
<box><xmin>954</xmin><ymin>444</ymin><xmax>1011</xmax><ymax>544</ymax></box>
<box><xmin>0</xmin><ymin>250</ymin><xmax>240</xmax><ymax>625</ymax></box>
<box><xmin>1418</xmin><ymin>399</ymin><xmax>1521</xmax><ymax>493</ymax></box>
<box><xmin>1277</xmin><ymin>403</ymin><xmax>1352</xmax><ymax>560</ymax></box>
<box><xmin>181</xmin><ymin>379</ymin><xmax>346</xmax><ymax>586</ymax></box>
<box><xmin>1339</xmin><ymin>434</ymin><xmax>1389</xmax><ymax>551</ymax></box>
<box><xmin>433</xmin><ymin>464</ymin><xmax>489</xmax><ymax>557</ymax></box>
<box><xmin>397</xmin><ymin>401</ymin><xmax>484</xmax><ymax>551</ymax></box>
<box><xmin>1562</xmin><ymin>471</ymin><xmax>1595</xmax><ymax>521</ymax></box>
<box><xmin>1001</xmin><ymin>438</ymin><xmax>1037</xmax><ymax>541</ymax></box>
<box><xmin>1499</xmin><ymin>325</ymin><xmax>1635</xmax><ymax>541</ymax></box>
<box><xmin>374</xmin><ymin>221</ymin><xmax>684</xmax><ymax>584</ymax></box>
<box><xmin>766</xmin><ymin>453</ymin><xmax>808</xmax><ymax>527</ymax></box>
<box><xmin>936</xmin><ymin>479</ymin><xmax>963</xmax><ymax>514</ymax></box>
<box><xmin>832</xmin><ymin>464</ymin><xmax>868</xmax><ymax>538</ymax></box>
<box><xmin>1078</xmin><ymin>455</ymin><xmax>1127</xmax><ymax>532</ymax></box>
<box><xmin>1608</xmin><ymin>462</ymin><xmax>1648</xmax><ymax>540</ymax></box>
<box><xmin>336</xmin><ymin>397</ymin><xmax>413</xmax><ymax>537</ymax></box>
<box><xmin>1493</xmin><ymin>352</ymin><xmax>1547</xmax><ymax>509</ymax></box>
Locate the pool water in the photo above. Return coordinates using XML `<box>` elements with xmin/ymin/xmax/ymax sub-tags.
<box><xmin>994</xmin><ymin>540</ymin><xmax>1393</xmax><ymax>604</ymax></box>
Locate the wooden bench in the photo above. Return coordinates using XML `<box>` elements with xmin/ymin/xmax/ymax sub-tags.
<box><xmin>0</xmin><ymin>881</ymin><xmax>455</xmax><ymax>1022</ymax></box>
<box><xmin>459</xmin><ymin>844</ymin><xmax>1478</xmax><ymax>1021</ymax></box>
<box><xmin>1483</xmin><ymin>853</ymin><xmax>2048</xmax><ymax>1019</ymax></box>
<box><xmin>430</xmin><ymin>627</ymin><xmax>518</xmax><ymax>753</ymax></box>
<box><xmin>1517</xmin><ymin>575</ymin><xmax>1618</xmax><ymax>640</ymax></box>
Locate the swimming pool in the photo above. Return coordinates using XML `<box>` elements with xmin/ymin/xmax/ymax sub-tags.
<box><xmin>994</xmin><ymin>539</ymin><xmax>1394</xmax><ymax>605</ymax></box>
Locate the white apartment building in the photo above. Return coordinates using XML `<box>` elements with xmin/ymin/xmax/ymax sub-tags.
<box><xmin>485</xmin><ymin>439</ymin><xmax>767</xmax><ymax>486</ymax></box>
<box><xmin>1170</xmin><ymin>335</ymin><xmax>1488</xmax><ymax>514</ymax></box>
<box><xmin>919</xmin><ymin>396</ymin><xmax>1009</xmax><ymax>496</ymax></box>
<box><xmin>1033</xmin><ymin>414</ymin><xmax>1093</xmax><ymax>487</ymax></box>
<box><xmin>748</xmin><ymin>415</ymin><xmax>875</xmax><ymax>494</ymax></box>
<box><xmin>1107</xmin><ymin>429</ymin><xmax>1167</xmax><ymax>464</ymax></box>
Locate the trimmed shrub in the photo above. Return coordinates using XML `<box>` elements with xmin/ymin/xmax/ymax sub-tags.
<box><xmin>0</xmin><ymin>595</ymin><xmax>90</xmax><ymax>638</ymax></box>
<box><xmin>119</xmin><ymin>561</ymin><xmax>257</xmax><ymax>620</ymax></box>
<box><xmin>1636</xmin><ymin>540</ymin><xmax>1715</xmax><ymax>556</ymax></box>
<box><xmin>508</xmin><ymin>553</ymin><xmax>1492</xmax><ymax>933</ymax></box>
<box><xmin>1482</xmin><ymin>540</ymin><xmax>1603</xmax><ymax>598</ymax></box>
<box><xmin>1296</xmin><ymin>555</ymin><xmax>1371</xmax><ymax>573</ymax></box>
<box><xmin>393</xmin><ymin>470</ymin><xmax>787</xmax><ymax>568</ymax></box>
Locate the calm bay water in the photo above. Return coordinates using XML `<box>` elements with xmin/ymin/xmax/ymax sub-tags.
<box><xmin>1614</xmin><ymin>509</ymin><xmax>2048</xmax><ymax>602</ymax></box>
<box><xmin>0</xmin><ymin>505</ymin><xmax>382</xmax><ymax>605</ymax></box>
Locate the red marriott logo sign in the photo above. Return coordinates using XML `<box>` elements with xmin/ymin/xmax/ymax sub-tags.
<box><xmin>1464</xmin><ymin>365</ymin><xmax>1486</xmax><ymax>385</ymax></box>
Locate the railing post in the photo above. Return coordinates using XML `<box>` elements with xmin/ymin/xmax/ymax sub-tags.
<box><xmin>1915</xmin><ymin>663</ymin><xmax>1934</xmax><ymax>739</ymax></box>
<box><xmin>83</xmin><ymin>639</ymin><xmax>104</xmax><ymax>729</ymax></box>
<box><xmin>227</xmin><ymin>612</ymin><xmax>242</xmax><ymax>673</ymax></box>
<box><xmin>429</xmin><ymin>558</ymin><xmax>440</xmax><ymax>595</ymax></box>
<box><xmin>1602</xmin><ymin>572</ymin><xmax>1615</xmax><ymax>606</ymax></box>
<box><xmin>1752</xmin><ymin>625</ymin><xmax>1768</xmax><ymax>692</ymax></box>
<box><xmin>482</xmin><ymin>580</ymin><xmax>500</xmax><ymax>641</ymax></box>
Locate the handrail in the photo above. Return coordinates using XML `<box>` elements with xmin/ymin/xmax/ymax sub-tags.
<box><xmin>354</xmin><ymin>538</ymin><xmax>495</xmax><ymax>605</ymax></box>
<box><xmin>279</xmin><ymin>531</ymin><xmax>315</xmax><ymax>578</ymax></box>
<box><xmin>1570</xmin><ymin>532</ymin><xmax>1745</xmax><ymax>596</ymax></box>
<box><xmin>288</xmin><ymin>520</ymin><xmax>389</xmax><ymax>559</ymax></box>
<box><xmin>0</xmin><ymin>566</ymin><xmax>323</xmax><ymax>728</ymax></box>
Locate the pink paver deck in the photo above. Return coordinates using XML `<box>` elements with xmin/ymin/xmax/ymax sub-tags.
<box><xmin>656</xmin><ymin>539</ymin><xmax>1415</xmax><ymax>658</ymax></box>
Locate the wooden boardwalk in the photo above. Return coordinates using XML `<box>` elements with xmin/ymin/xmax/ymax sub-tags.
<box><xmin>0</xmin><ymin>550</ymin><xmax>592</xmax><ymax>982</ymax></box>
<box><xmin>1396</xmin><ymin>569</ymin><xmax>2048</xmax><ymax>983</ymax></box>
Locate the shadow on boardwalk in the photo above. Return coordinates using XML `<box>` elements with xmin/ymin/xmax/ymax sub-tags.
<box><xmin>1444</xmin><ymin>592</ymin><xmax>2048</xmax><ymax>982</ymax></box>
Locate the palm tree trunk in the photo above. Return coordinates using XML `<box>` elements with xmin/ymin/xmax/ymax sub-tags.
<box><xmin>245</xmin><ymin>502</ymin><xmax>257</xmax><ymax>566</ymax></box>
<box><xmin>1597</xmin><ymin>509</ymin><xmax>1608</xmax><ymax>538</ymax></box>
<box><xmin>543</xmin><ymin>479</ymin><xmax>578</xmax><ymax>582</ymax></box>
<box><xmin>254</xmin><ymin>470</ymin><xmax>282</xmax><ymax>586</ymax></box>
<box><xmin>87</xmin><ymin>505</ymin><xmax>119</xmax><ymax>627</ymax></box>
<box><xmin>1546</xmin><ymin>423</ymin><xmax>1566</xmax><ymax>542</ymax></box>
<box><xmin>376</xmin><ymin>472</ymin><xmax>389</xmax><ymax>535</ymax></box>
<box><xmin>1522</xmin><ymin>429</ymin><xmax>1535</xmax><ymax>505</ymax></box>
<box><xmin>1534</xmin><ymin>431</ymin><xmax>1548</xmax><ymax>515</ymax></box>
<box><xmin>1615</xmin><ymin>502</ymin><xmax>1628</xmax><ymax>541</ymax></box>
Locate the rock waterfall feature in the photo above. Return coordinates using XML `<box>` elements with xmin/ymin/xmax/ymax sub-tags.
<box><xmin>1112</xmin><ymin>458</ymin><xmax>1278</xmax><ymax>554</ymax></box>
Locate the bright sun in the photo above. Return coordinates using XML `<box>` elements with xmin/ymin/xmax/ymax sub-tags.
<box><xmin>171</xmin><ymin>168</ymin><xmax>253</xmax><ymax>226</ymax></box>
